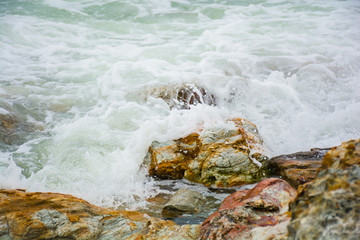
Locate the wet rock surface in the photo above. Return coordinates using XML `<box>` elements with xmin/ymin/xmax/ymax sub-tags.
<box><xmin>148</xmin><ymin>134</ymin><xmax>200</xmax><ymax>180</ymax></box>
<box><xmin>288</xmin><ymin>139</ymin><xmax>360</xmax><ymax>240</ymax></box>
<box><xmin>149</xmin><ymin>83</ymin><xmax>216</xmax><ymax>110</ymax></box>
<box><xmin>0</xmin><ymin>189</ymin><xmax>200</xmax><ymax>240</ymax></box>
<box><xmin>200</xmin><ymin>178</ymin><xmax>297</xmax><ymax>240</ymax></box>
<box><xmin>0</xmin><ymin>103</ymin><xmax>43</xmax><ymax>146</ymax></box>
<box><xmin>148</xmin><ymin>118</ymin><xmax>269</xmax><ymax>187</ymax></box>
<box><xmin>266</xmin><ymin>148</ymin><xmax>330</xmax><ymax>188</ymax></box>
<box><xmin>162</xmin><ymin>188</ymin><xmax>204</xmax><ymax>218</ymax></box>
<box><xmin>143</xmin><ymin>179</ymin><xmax>242</xmax><ymax>226</ymax></box>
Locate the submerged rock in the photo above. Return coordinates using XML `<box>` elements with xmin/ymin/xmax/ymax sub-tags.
<box><xmin>147</xmin><ymin>118</ymin><xmax>269</xmax><ymax>187</ymax></box>
<box><xmin>0</xmin><ymin>103</ymin><xmax>43</xmax><ymax>146</ymax></box>
<box><xmin>288</xmin><ymin>139</ymin><xmax>360</xmax><ymax>240</ymax></box>
<box><xmin>199</xmin><ymin>178</ymin><xmax>297</xmax><ymax>240</ymax></box>
<box><xmin>266</xmin><ymin>148</ymin><xmax>330</xmax><ymax>188</ymax></box>
<box><xmin>162</xmin><ymin>188</ymin><xmax>204</xmax><ymax>218</ymax></box>
<box><xmin>149</xmin><ymin>83</ymin><xmax>216</xmax><ymax>109</ymax></box>
<box><xmin>0</xmin><ymin>189</ymin><xmax>200</xmax><ymax>240</ymax></box>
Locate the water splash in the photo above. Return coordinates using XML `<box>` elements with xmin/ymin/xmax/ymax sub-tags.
<box><xmin>0</xmin><ymin>0</ymin><xmax>359</xmax><ymax>209</ymax></box>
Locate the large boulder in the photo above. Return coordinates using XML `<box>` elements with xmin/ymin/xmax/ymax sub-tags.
<box><xmin>199</xmin><ymin>178</ymin><xmax>297</xmax><ymax>240</ymax></box>
<box><xmin>147</xmin><ymin>118</ymin><xmax>269</xmax><ymax>187</ymax></box>
<box><xmin>265</xmin><ymin>148</ymin><xmax>330</xmax><ymax>188</ymax></box>
<box><xmin>0</xmin><ymin>189</ymin><xmax>200</xmax><ymax>240</ymax></box>
<box><xmin>287</xmin><ymin>139</ymin><xmax>360</xmax><ymax>240</ymax></box>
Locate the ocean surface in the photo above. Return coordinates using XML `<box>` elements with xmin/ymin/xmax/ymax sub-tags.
<box><xmin>1</xmin><ymin>0</ymin><xmax>359</xmax><ymax>210</ymax></box>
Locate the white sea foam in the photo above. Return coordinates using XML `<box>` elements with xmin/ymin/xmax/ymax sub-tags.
<box><xmin>0</xmin><ymin>0</ymin><xmax>359</xmax><ymax>208</ymax></box>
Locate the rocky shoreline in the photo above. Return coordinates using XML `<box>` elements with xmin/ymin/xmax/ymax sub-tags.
<box><xmin>1</xmin><ymin>115</ymin><xmax>359</xmax><ymax>239</ymax></box>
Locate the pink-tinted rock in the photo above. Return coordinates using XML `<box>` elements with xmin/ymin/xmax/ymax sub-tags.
<box><xmin>218</xmin><ymin>189</ymin><xmax>249</xmax><ymax>211</ymax></box>
<box><xmin>200</xmin><ymin>178</ymin><xmax>297</xmax><ymax>240</ymax></box>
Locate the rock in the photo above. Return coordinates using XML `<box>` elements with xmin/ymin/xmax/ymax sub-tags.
<box><xmin>0</xmin><ymin>109</ymin><xmax>23</xmax><ymax>145</ymax></box>
<box><xmin>199</xmin><ymin>178</ymin><xmax>297</xmax><ymax>240</ymax></box>
<box><xmin>288</xmin><ymin>139</ymin><xmax>360</xmax><ymax>240</ymax></box>
<box><xmin>101</xmin><ymin>216</ymin><xmax>200</xmax><ymax>240</ymax></box>
<box><xmin>0</xmin><ymin>189</ymin><xmax>110</xmax><ymax>240</ymax></box>
<box><xmin>0</xmin><ymin>103</ymin><xmax>43</xmax><ymax>146</ymax></box>
<box><xmin>144</xmin><ymin>193</ymin><xmax>172</xmax><ymax>218</ymax></box>
<box><xmin>148</xmin><ymin>118</ymin><xmax>269</xmax><ymax>187</ymax></box>
<box><xmin>148</xmin><ymin>134</ymin><xmax>200</xmax><ymax>180</ymax></box>
<box><xmin>148</xmin><ymin>140</ymin><xmax>187</xmax><ymax>179</ymax></box>
<box><xmin>0</xmin><ymin>189</ymin><xmax>200</xmax><ymax>240</ymax></box>
<box><xmin>266</xmin><ymin>148</ymin><xmax>330</xmax><ymax>188</ymax></box>
<box><xmin>162</xmin><ymin>188</ymin><xmax>204</xmax><ymax>218</ymax></box>
<box><xmin>217</xmin><ymin>189</ymin><xmax>249</xmax><ymax>211</ymax></box>
<box><xmin>320</xmin><ymin>139</ymin><xmax>360</xmax><ymax>171</ymax></box>
<box><xmin>149</xmin><ymin>83</ymin><xmax>216</xmax><ymax>109</ymax></box>
<box><xmin>129</xmin><ymin>217</ymin><xmax>200</xmax><ymax>240</ymax></box>
<box><xmin>187</xmin><ymin>118</ymin><xmax>269</xmax><ymax>188</ymax></box>
<box><xmin>248</xmin><ymin>217</ymin><xmax>290</xmax><ymax>240</ymax></box>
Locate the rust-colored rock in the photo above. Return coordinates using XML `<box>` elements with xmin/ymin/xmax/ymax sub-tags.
<box><xmin>0</xmin><ymin>189</ymin><xmax>116</xmax><ymax>240</ymax></box>
<box><xmin>288</xmin><ymin>139</ymin><xmax>360</xmax><ymax>240</ymax></box>
<box><xmin>200</xmin><ymin>178</ymin><xmax>297</xmax><ymax>240</ymax></box>
<box><xmin>0</xmin><ymin>189</ymin><xmax>200</xmax><ymax>240</ymax></box>
<box><xmin>218</xmin><ymin>189</ymin><xmax>249</xmax><ymax>211</ymax></box>
<box><xmin>266</xmin><ymin>148</ymin><xmax>330</xmax><ymax>188</ymax></box>
<box><xmin>148</xmin><ymin>141</ymin><xmax>188</xmax><ymax>179</ymax></box>
<box><xmin>147</xmin><ymin>118</ymin><xmax>269</xmax><ymax>187</ymax></box>
<box><xmin>320</xmin><ymin>139</ymin><xmax>360</xmax><ymax>171</ymax></box>
<box><xmin>148</xmin><ymin>133</ymin><xmax>200</xmax><ymax>180</ymax></box>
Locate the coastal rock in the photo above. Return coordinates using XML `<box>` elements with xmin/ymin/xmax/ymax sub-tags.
<box><xmin>149</xmin><ymin>83</ymin><xmax>216</xmax><ymax>109</ymax></box>
<box><xmin>148</xmin><ymin>140</ymin><xmax>187</xmax><ymax>179</ymax></box>
<box><xmin>0</xmin><ymin>189</ymin><xmax>200</xmax><ymax>240</ymax></box>
<box><xmin>0</xmin><ymin>104</ymin><xmax>43</xmax><ymax>145</ymax></box>
<box><xmin>148</xmin><ymin>118</ymin><xmax>269</xmax><ymax>187</ymax></box>
<box><xmin>320</xmin><ymin>139</ymin><xmax>360</xmax><ymax>170</ymax></box>
<box><xmin>0</xmin><ymin>189</ymin><xmax>107</xmax><ymax>240</ymax></box>
<box><xmin>148</xmin><ymin>133</ymin><xmax>200</xmax><ymax>179</ymax></box>
<box><xmin>162</xmin><ymin>188</ymin><xmax>204</xmax><ymax>218</ymax></box>
<box><xmin>200</xmin><ymin>178</ymin><xmax>297</xmax><ymax>240</ymax></box>
<box><xmin>266</xmin><ymin>148</ymin><xmax>330</xmax><ymax>188</ymax></box>
<box><xmin>217</xmin><ymin>189</ymin><xmax>249</xmax><ymax>210</ymax></box>
<box><xmin>129</xmin><ymin>220</ymin><xmax>200</xmax><ymax>240</ymax></box>
<box><xmin>288</xmin><ymin>139</ymin><xmax>360</xmax><ymax>240</ymax></box>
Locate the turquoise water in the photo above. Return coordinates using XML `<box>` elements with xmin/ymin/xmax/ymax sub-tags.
<box><xmin>1</xmin><ymin>0</ymin><xmax>359</xmax><ymax>209</ymax></box>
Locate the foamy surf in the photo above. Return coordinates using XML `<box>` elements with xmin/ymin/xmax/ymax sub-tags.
<box><xmin>0</xmin><ymin>0</ymin><xmax>359</xmax><ymax>210</ymax></box>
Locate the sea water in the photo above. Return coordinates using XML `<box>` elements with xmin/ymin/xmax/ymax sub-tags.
<box><xmin>0</xmin><ymin>0</ymin><xmax>359</xmax><ymax>209</ymax></box>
